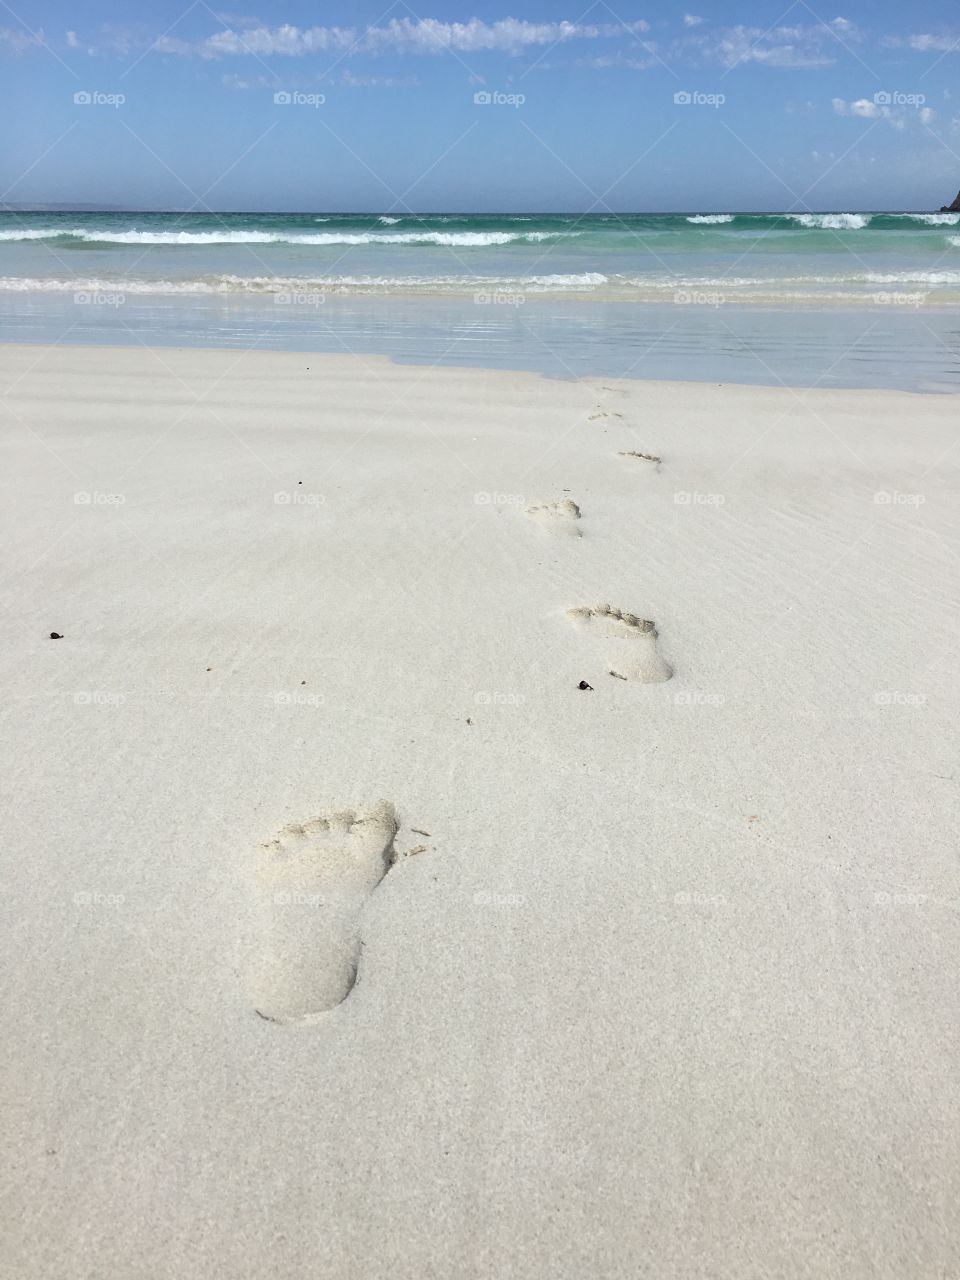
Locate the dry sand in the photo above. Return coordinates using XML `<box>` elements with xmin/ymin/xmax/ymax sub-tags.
<box><xmin>1</xmin><ymin>342</ymin><xmax>958</xmax><ymax>1278</ymax></box>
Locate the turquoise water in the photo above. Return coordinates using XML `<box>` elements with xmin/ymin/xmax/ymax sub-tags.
<box><xmin>3</xmin><ymin>210</ymin><xmax>960</xmax><ymax>299</ymax></box>
<box><xmin>2</xmin><ymin>211</ymin><xmax>959</xmax><ymax>388</ymax></box>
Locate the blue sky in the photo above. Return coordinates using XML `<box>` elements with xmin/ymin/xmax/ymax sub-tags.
<box><xmin>3</xmin><ymin>1</ymin><xmax>960</xmax><ymax>211</ymax></box>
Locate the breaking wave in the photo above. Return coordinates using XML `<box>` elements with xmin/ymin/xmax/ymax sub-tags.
<box><xmin>0</xmin><ymin>227</ymin><xmax>581</xmax><ymax>247</ymax></box>
<box><xmin>786</xmin><ymin>213</ymin><xmax>871</xmax><ymax>230</ymax></box>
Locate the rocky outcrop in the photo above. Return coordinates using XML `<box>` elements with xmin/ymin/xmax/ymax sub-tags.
<box><xmin>940</xmin><ymin>190</ymin><xmax>960</xmax><ymax>212</ymax></box>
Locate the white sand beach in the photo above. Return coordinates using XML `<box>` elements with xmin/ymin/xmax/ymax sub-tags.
<box><xmin>1</xmin><ymin>342</ymin><xmax>958</xmax><ymax>1278</ymax></box>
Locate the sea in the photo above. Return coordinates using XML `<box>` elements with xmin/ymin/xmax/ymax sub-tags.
<box><xmin>3</xmin><ymin>210</ymin><xmax>960</xmax><ymax>390</ymax></box>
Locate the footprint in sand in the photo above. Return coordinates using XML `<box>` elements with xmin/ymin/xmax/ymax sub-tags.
<box><xmin>617</xmin><ymin>450</ymin><xmax>662</xmax><ymax>466</ymax></box>
<box><xmin>526</xmin><ymin>498</ymin><xmax>583</xmax><ymax>537</ymax></box>
<box><xmin>567</xmin><ymin>604</ymin><xmax>673</xmax><ymax>682</ymax></box>
<box><xmin>587</xmin><ymin>407</ymin><xmax>624</xmax><ymax>421</ymax></box>
<box><xmin>247</xmin><ymin>800</ymin><xmax>398</xmax><ymax>1023</ymax></box>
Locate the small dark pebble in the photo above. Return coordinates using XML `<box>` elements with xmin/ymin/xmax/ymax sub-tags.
<box><xmin>466</xmin><ymin>717</ymin><xmax>472</xmax><ymax>725</ymax></box>
<box><xmin>50</xmin><ymin>632</ymin><xmax>63</xmax><ymax>640</ymax></box>
<box><xmin>578</xmin><ymin>680</ymin><xmax>593</xmax><ymax>691</ymax></box>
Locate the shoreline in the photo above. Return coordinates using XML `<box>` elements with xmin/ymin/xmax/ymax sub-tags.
<box><xmin>1</xmin><ymin>300</ymin><xmax>958</xmax><ymax>395</ymax></box>
<box><xmin>3</xmin><ymin>281</ymin><xmax>959</xmax><ymax>307</ymax></box>
<box><xmin>0</xmin><ymin>337</ymin><xmax>956</xmax><ymax>396</ymax></box>
<box><xmin>3</xmin><ymin>337</ymin><xmax>960</xmax><ymax>399</ymax></box>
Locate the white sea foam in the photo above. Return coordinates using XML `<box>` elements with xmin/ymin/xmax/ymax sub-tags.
<box><xmin>4</xmin><ymin>263</ymin><xmax>960</xmax><ymax>301</ymax></box>
<box><xmin>0</xmin><ymin>276</ymin><xmax>227</xmax><ymax>294</ymax></box>
<box><xmin>686</xmin><ymin>215</ymin><xmax>735</xmax><ymax>224</ymax></box>
<box><xmin>0</xmin><ymin>229</ymin><xmax>75</xmax><ymax>241</ymax></box>
<box><xmin>0</xmin><ymin>227</ymin><xmax>580</xmax><ymax>247</ymax></box>
<box><xmin>0</xmin><ymin>271</ymin><xmax>608</xmax><ymax>296</ymax></box>
<box><xmin>787</xmin><ymin>213</ymin><xmax>871</xmax><ymax>230</ymax></box>
<box><xmin>893</xmin><ymin>213</ymin><xmax>960</xmax><ymax>226</ymax></box>
<box><xmin>866</xmin><ymin>268</ymin><xmax>960</xmax><ymax>283</ymax></box>
<box><xmin>627</xmin><ymin>270</ymin><xmax>960</xmax><ymax>289</ymax></box>
<box><xmin>522</xmin><ymin>273</ymin><xmax>607</xmax><ymax>289</ymax></box>
<box><xmin>378</xmin><ymin>216</ymin><xmax>401</xmax><ymax>224</ymax></box>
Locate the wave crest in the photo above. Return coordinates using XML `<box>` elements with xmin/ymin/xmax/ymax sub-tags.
<box><xmin>893</xmin><ymin>213</ymin><xmax>960</xmax><ymax>226</ymax></box>
<box><xmin>787</xmin><ymin>213</ymin><xmax>871</xmax><ymax>230</ymax></box>
<box><xmin>0</xmin><ymin>227</ymin><xmax>581</xmax><ymax>248</ymax></box>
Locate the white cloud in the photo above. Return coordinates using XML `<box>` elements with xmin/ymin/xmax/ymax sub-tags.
<box><xmin>84</xmin><ymin>24</ymin><xmax>153</xmax><ymax>58</ymax></box>
<box><xmin>833</xmin><ymin>97</ymin><xmax>933</xmax><ymax>129</ymax></box>
<box><xmin>905</xmin><ymin>33</ymin><xmax>960</xmax><ymax>53</ymax></box>
<box><xmin>581</xmin><ymin>50</ymin><xmax>660</xmax><ymax>72</ymax></box>
<box><xmin>683</xmin><ymin>15</ymin><xmax>704</xmax><ymax>27</ymax></box>
<box><xmin>341</xmin><ymin>70</ymin><xmax>419</xmax><ymax>87</ymax></box>
<box><xmin>157</xmin><ymin>17</ymin><xmax>652</xmax><ymax>59</ymax></box>
<box><xmin>158</xmin><ymin>24</ymin><xmax>354</xmax><ymax>57</ymax></box>
<box><xmin>884</xmin><ymin>31</ymin><xmax>960</xmax><ymax>54</ymax></box>
<box><xmin>833</xmin><ymin>96</ymin><xmax>880</xmax><ymax>118</ymax></box>
<box><xmin>0</xmin><ymin>26</ymin><xmax>44</xmax><ymax>53</ymax></box>
<box><xmin>223</xmin><ymin>66</ymin><xmax>420</xmax><ymax>89</ymax></box>
<box><xmin>686</xmin><ymin>20</ymin><xmax>858</xmax><ymax>69</ymax></box>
